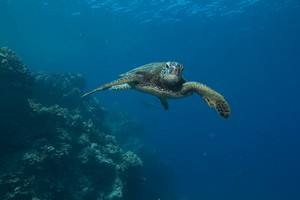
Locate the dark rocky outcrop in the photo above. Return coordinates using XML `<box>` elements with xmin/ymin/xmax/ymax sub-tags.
<box><xmin>0</xmin><ymin>47</ymin><xmax>142</xmax><ymax>200</ymax></box>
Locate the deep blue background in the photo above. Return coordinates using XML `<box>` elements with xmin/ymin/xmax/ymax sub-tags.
<box><xmin>1</xmin><ymin>0</ymin><xmax>300</xmax><ymax>199</ymax></box>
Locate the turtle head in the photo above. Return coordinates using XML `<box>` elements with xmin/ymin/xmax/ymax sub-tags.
<box><xmin>160</xmin><ymin>61</ymin><xmax>184</xmax><ymax>85</ymax></box>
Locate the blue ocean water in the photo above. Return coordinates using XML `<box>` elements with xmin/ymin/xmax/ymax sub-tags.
<box><xmin>1</xmin><ymin>0</ymin><xmax>300</xmax><ymax>199</ymax></box>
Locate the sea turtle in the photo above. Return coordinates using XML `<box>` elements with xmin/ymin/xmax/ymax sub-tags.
<box><xmin>82</xmin><ymin>62</ymin><xmax>230</xmax><ymax>119</ymax></box>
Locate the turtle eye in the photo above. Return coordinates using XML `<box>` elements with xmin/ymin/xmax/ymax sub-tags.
<box><xmin>165</xmin><ymin>63</ymin><xmax>170</xmax><ymax>69</ymax></box>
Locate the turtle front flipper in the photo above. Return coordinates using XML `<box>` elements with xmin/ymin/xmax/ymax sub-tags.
<box><xmin>181</xmin><ymin>82</ymin><xmax>230</xmax><ymax>119</ymax></box>
<box><xmin>81</xmin><ymin>75</ymin><xmax>142</xmax><ymax>97</ymax></box>
<box><xmin>110</xmin><ymin>83</ymin><xmax>132</xmax><ymax>90</ymax></box>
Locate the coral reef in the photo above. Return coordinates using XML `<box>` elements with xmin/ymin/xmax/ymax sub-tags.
<box><xmin>32</xmin><ymin>72</ymin><xmax>85</xmax><ymax>109</ymax></box>
<box><xmin>104</xmin><ymin>105</ymin><xmax>145</xmax><ymax>153</ymax></box>
<box><xmin>0</xmin><ymin>47</ymin><xmax>142</xmax><ymax>200</ymax></box>
<box><xmin>0</xmin><ymin>47</ymin><xmax>35</xmax><ymax>154</ymax></box>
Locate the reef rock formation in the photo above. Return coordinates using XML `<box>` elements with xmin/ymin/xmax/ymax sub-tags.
<box><xmin>0</xmin><ymin>47</ymin><xmax>35</xmax><ymax>154</ymax></box>
<box><xmin>104</xmin><ymin>106</ymin><xmax>145</xmax><ymax>153</ymax></box>
<box><xmin>0</xmin><ymin>47</ymin><xmax>142</xmax><ymax>200</ymax></box>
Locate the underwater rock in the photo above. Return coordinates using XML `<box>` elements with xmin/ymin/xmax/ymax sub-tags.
<box><xmin>104</xmin><ymin>106</ymin><xmax>145</xmax><ymax>153</ymax></box>
<box><xmin>0</xmin><ymin>47</ymin><xmax>142</xmax><ymax>200</ymax></box>
<box><xmin>33</xmin><ymin>72</ymin><xmax>85</xmax><ymax>109</ymax></box>
<box><xmin>0</xmin><ymin>47</ymin><xmax>34</xmax><ymax>86</ymax></box>
<box><xmin>32</xmin><ymin>71</ymin><xmax>107</xmax><ymax>130</ymax></box>
<box><xmin>0</xmin><ymin>47</ymin><xmax>34</xmax><ymax>110</ymax></box>
<box><xmin>0</xmin><ymin>47</ymin><xmax>34</xmax><ymax>114</ymax></box>
<box><xmin>0</xmin><ymin>47</ymin><xmax>35</xmax><ymax>154</ymax></box>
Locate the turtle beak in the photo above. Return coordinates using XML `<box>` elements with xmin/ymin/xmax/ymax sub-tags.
<box><xmin>171</xmin><ymin>62</ymin><xmax>183</xmax><ymax>76</ymax></box>
<box><xmin>164</xmin><ymin>62</ymin><xmax>183</xmax><ymax>77</ymax></box>
<box><xmin>176</xmin><ymin>67</ymin><xmax>181</xmax><ymax>76</ymax></box>
<box><xmin>173</xmin><ymin>66</ymin><xmax>181</xmax><ymax>76</ymax></box>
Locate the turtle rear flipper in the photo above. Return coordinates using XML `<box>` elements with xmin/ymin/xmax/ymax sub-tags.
<box><xmin>158</xmin><ymin>97</ymin><xmax>169</xmax><ymax>110</ymax></box>
<box><xmin>181</xmin><ymin>82</ymin><xmax>230</xmax><ymax>119</ymax></box>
